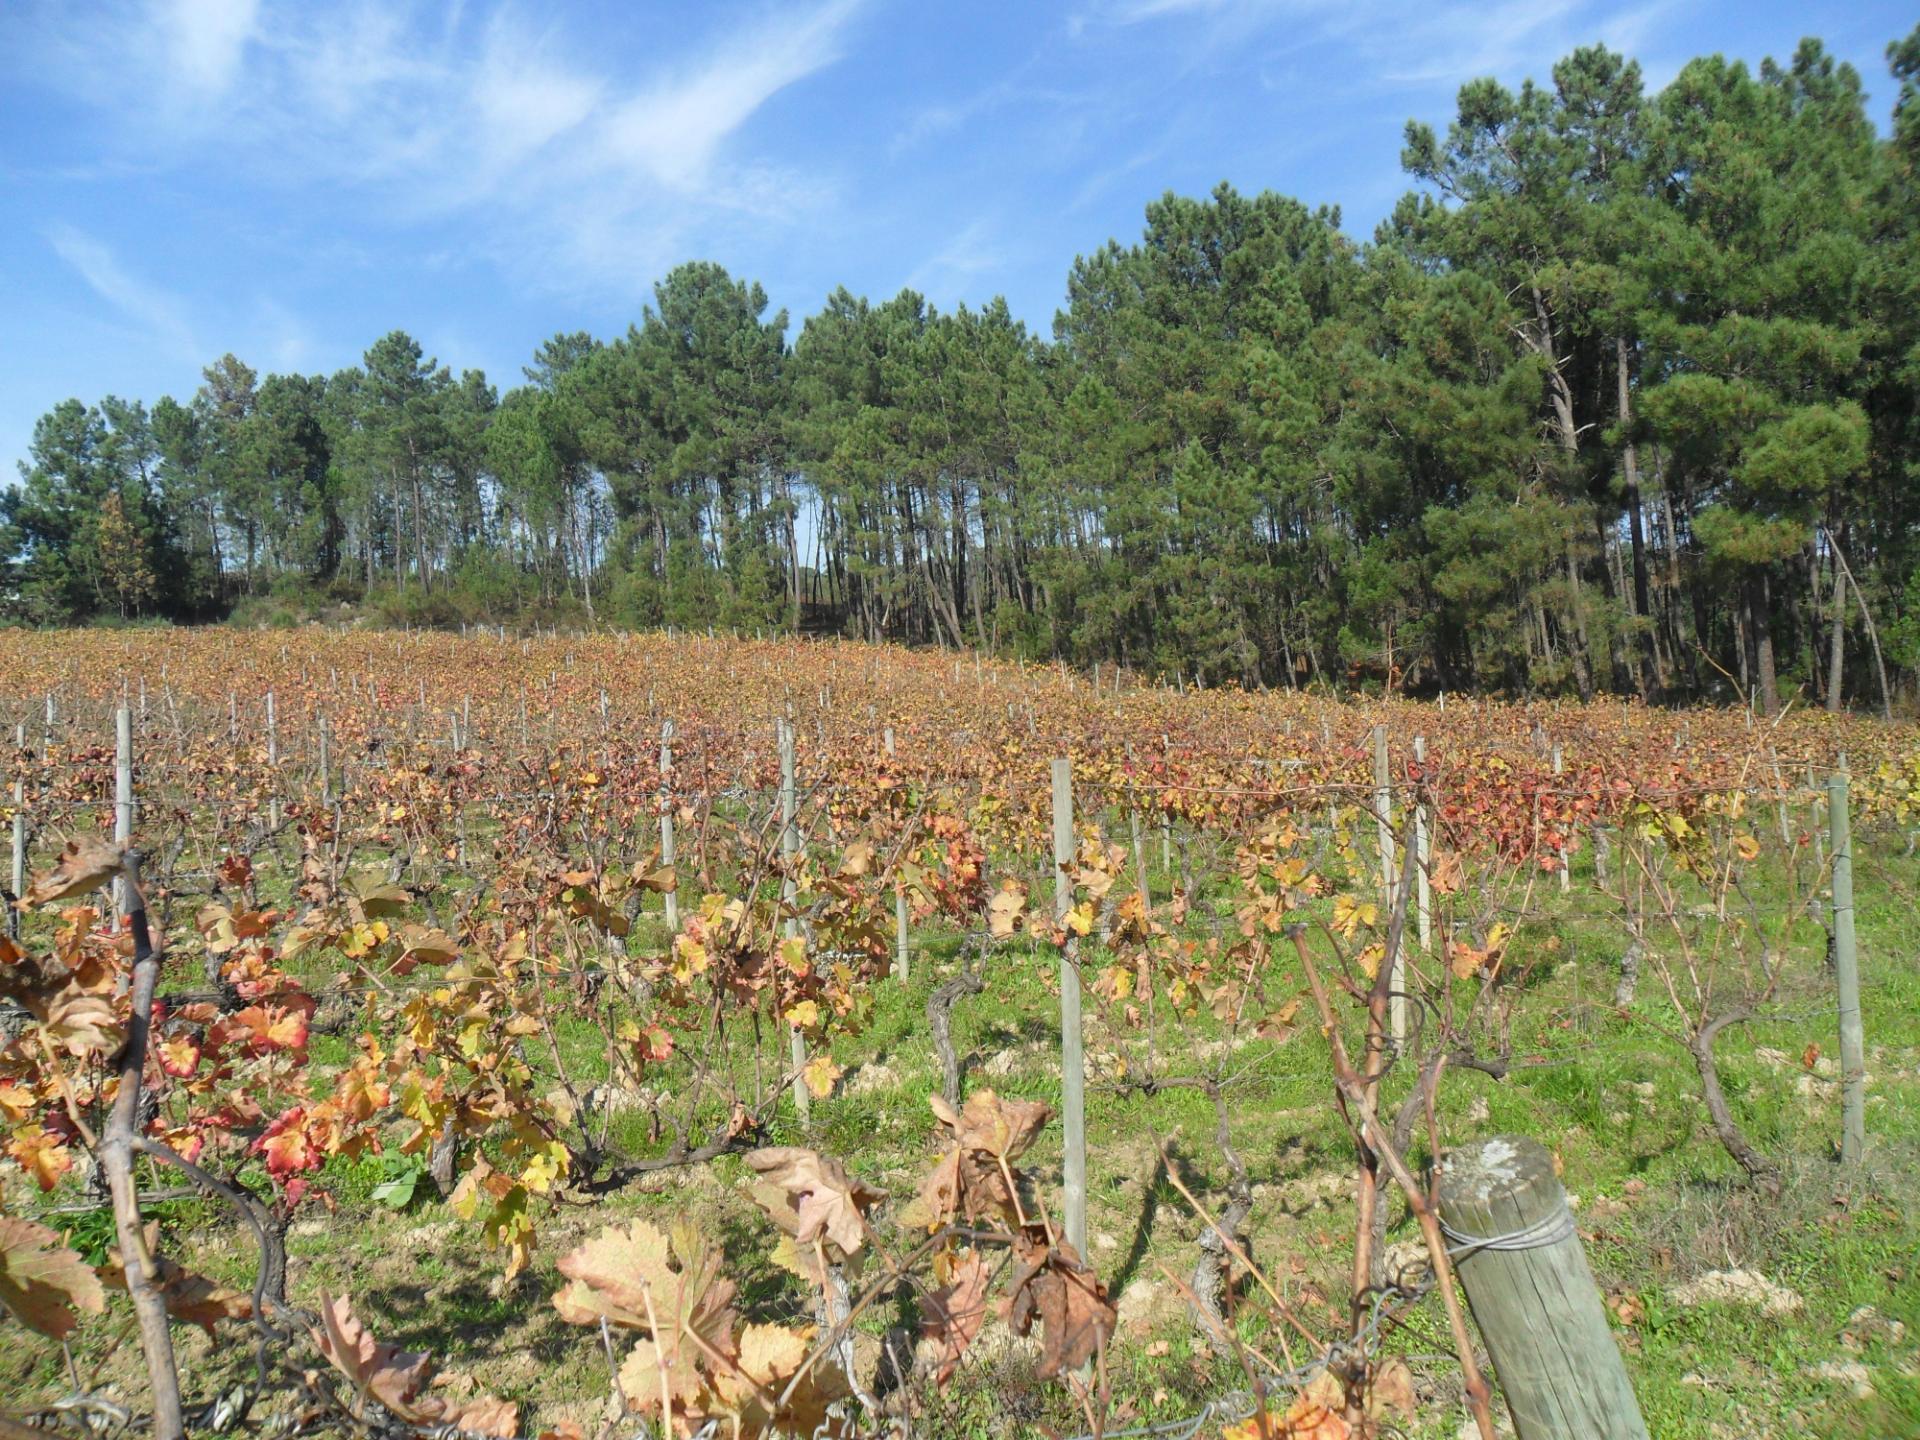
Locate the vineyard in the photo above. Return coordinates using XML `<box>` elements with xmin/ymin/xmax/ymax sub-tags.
<box><xmin>0</xmin><ymin>627</ymin><xmax>1916</xmax><ymax>1440</ymax></box>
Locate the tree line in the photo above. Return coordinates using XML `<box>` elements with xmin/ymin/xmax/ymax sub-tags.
<box><xmin>10</xmin><ymin>32</ymin><xmax>1920</xmax><ymax>711</ymax></box>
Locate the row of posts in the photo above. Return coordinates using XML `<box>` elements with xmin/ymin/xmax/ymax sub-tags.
<box><xmin>5</xmin><ymin>697</ymin><xmax>1876</xmax><ymax>1437</ymax></box>
<box><xmin>7</xmin><ymin>703</ymin><xmax>1869</xmax><ymax>1175</ymax></box>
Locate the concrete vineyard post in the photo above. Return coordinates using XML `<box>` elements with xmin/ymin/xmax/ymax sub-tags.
<box><xmin>1413</xmin><ymin>735</ymin><xmax>1432</xmax><ymax>956</ymax></box>
<box><xmin>266</xmin><ymin>689</ymin><xmax>278</xmax><ymax>830</ymax></box>
<box><xmin>1160</xmin><ymin>734</ymin><xmax>1172</xmax><ymax>871</ymax></box>
<box><xmin>115</xmin><ymin>705</ymin><xmax>133</xmax><ymax>921</ymax></box>
<box><xmin>1052</xmin><ymin>757</ymin><xmax>1087</xmax><ymax>1257</ymax></box>
<box><xmin>780</xmin><ymin>723</ymin><xmax>809</xmax><ymax>1126</ymax></box>
<box><xmin>659</xmin><ymin>721</ymin><xmax>678</xmax><ymax>933</ymax></box>
<box><xmin>10</xmin><ymin>724</ymin><xmax>23</xmax><ymax>940</ymax></box>
<box><xmin>319</xmin><ymin>717</ymin><xmax>332</xmax><ymax>809</ymax></box>
<box><xmin>1552</xmin><ymin>744</ymin><xmax>1569</xmax><ymax>893</ymax></box>
<box><xmin>1436</xmin><ymin>1135</ymin><xmax>1650</xmax><ymax>1440</ymax></box>
<box><xmin>1130</xmin><ymin>797</ymin><xmax>1150</xmax><ymax>917</ymax></box>
<box><xmin>1373</xmin><ymin>724</ymin><xmax>1403</xmax><ymax>1046</ymax></box>
<box><xmin>1829</xmin><ymin>759</ymin><xmax>1865</xmax><ymax>1166</ymax></box>
<box><xmin>885</xmin><ymin>726</ymin><xmax>908</xmax><ymax>982</ymax></box>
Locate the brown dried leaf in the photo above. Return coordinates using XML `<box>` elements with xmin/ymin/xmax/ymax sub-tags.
<box><xmin>903</xmin><ymin>1146</ymin><xmax>963</xmax><ymax>1232</ymax></box>
<box><xmin>1365</xmin><ymin>1357</ymin><xmax>1417</xmax><ymax>1420</ymax></box>
<box><xmin>999</xmin><ymin>1232</ymin><xmax>1115</xmax><ymax>1379</ymax></box>
<box><xmin>0</xmin><ymin>1216</ymin><xmax>105</xmax><ymax>1339</ymax></box>
<box><xmin>930</xmin><ymin>1089</ymin><xmax>1051</xmax><ymax>1163</ymax></box>
<box><xmin>553</xmin><ymin>1219</ymin><xmax>738</xmax><ymax>1410</ymax></box>
<box><xmin>634</xmin><ymin>864</ymin><xmax>677</xmax><ymax>894</ymax></box>
<box><xmin>42</xmin><ymin>989</ymin><xmax>122</xmax><ymax>1058</ymax></box>
<box><xmin>705</xmin><ymin>1321</ymin><xmax>850</xmax><ymax>1438</ymax></box>
<box><xmin>389</xmin><ymin>923</ymin><xmax>459</xmax><ymax>976</ymax></box>
<box><xmin>743</xmin><ymin>1147</ymin><xmax>881</xmax><ymax>1259</ymax></box>
<box><xmin>437</xmin><ymin>1396</ymin><xmax>520</xmax><ymax>1438</ymax></box>
<box><xmin>313</xmin><ymin>1292</ymin><xmax>517</xmax><ymax>1434</ymax></box>
<box><xmin>987</xmin><ymin>882</ymin><xmax>1027</xmax><ymax>939</ymax></box>
<box><xmin>102</xmin><ymin>1224</ymin><xmax>251</xmax><ymax>1335</ymax></box>
<box><xmin>921</xmin><ymin>1249</ymin><xmax>992</xmax><ymax>1384</ymax></box>
<box><xmin>23</xmin><ymin>836</ymin><xmax>123</xmax><ymax>909</ymax></box>
<box><xmin>315</xmin><ymin>1290</ymin><xmax>438</xmax><ymax>1409</ymax></box>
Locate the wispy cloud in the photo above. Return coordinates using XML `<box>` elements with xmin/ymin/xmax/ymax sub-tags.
<box><xmin>156</xmin><ymin>0</ymin><xmax>259</xmax><ymax>97</ymax></box>
<box><xmin>18</xmin><ymin>0</ymin><xmax>865</xmax><ymax>301</ymax></box>
<box><xmin>903</xmin><ymin>217</ymin><xmax>1010</xmax><ymax>305</ymax></box>
<box><xmin>44</xmin><ymin>223</ymin><xmax>199</xmax><ymax>359</ymax></box>
<box><xmin>599</xmin><ymin>0</ymin><xmax>860</xmax><ymax>187</ymax></box>
<box><xmin>1078</xmin><ymin>0</ymin><xmax>1683</xmax><ymax>94</ymax></box>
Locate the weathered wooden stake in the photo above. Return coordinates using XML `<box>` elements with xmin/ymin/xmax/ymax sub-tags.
<box><xmin>1437</xmin><ymin>1135</ymin><xmax>1651</xmax><ymax>1440</ymax></box>
<box><xmin>1052</xmin><ymin>757</ymin><xmax>1087</xmax><ymax>1256</ymax></box>
<box><xmin>1829</xmin><ymin>759</ymin><xmax>1865</xmax><ymax>1166</ymax></box>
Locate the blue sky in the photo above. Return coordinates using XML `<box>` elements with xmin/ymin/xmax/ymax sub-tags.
<box><xmin>1</xmin><ymin>0</ymin><xmax>1914</xmax><ymax>485</ymax></box>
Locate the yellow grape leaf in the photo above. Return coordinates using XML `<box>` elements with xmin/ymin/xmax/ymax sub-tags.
<box><xmin>8</xmin><ymin>1127</ymin><xmax>74</xmax><ymax>1192</ymax></box>
<box><xmin>801</xmin><ymin>1055</ymin><xmax>843</xmax><ymax>1099</ymax></box>
<box><xmin>1332</xmin><ymin>894</ymin><xmax>1377</xmax><ymax>940</ymax></box>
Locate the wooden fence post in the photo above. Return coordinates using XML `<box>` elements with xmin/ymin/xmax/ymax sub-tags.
<box><xmin>659</xmin><ymin>721</ymin><xmax>678</xmax><ymax>933</ymax></box>
<box><xmin>1829</xmin><ymin>758</ymin><xmax>1865</xmax><ymax>1166</ymax></box>
<box><xmin>781</xmin><ymin>722</ymin><xmax>809</xmax><ymax>1126</ymax></box>
<box><xmin>1052</xmin><ymin>757</ymin><xmax>1087</xmax><ymax>1257</ymax></box>
<box><xmin>1436</xmin><ymin>1135</ymin><xmax>1650</xmax><ymax>1440</ymax></box>
<box><xmin>885</xmin><ymin>726</ymin><xmax>908</xmax><ymax>981</ymax></box>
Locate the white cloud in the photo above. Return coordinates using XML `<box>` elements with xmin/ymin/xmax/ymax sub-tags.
<box><xmin>156</xmin><ymin>0</ymin><xmax>259</xmax><ymax>96</ymax></box>
<box><xmin>600</xmin><ymin>0</ymin><xmax>860</xmax><ymax>187</ymax></box>
<box><xmin>19</xmin><ymin>0</ymin><xmax>865</xmax><ymax>301</ymax></box>
<box><xmin>254</xmin><ymin>296</ymin><xmax>314</xmax><ymax>372</ymax></box>
<box><xmin>44</xmin><ymin>223</ymin><xmax>199</xmax><ymax>359</ymax></box>
<box><xmin>1081</xmin><ymin>0</ymin><xmax>1680</xmax><ymax>95</ymax></box>
<box><xmin>903</xmin><ymin>217</ymin><xmax>1009</xmax><ymax>305</ymax></box>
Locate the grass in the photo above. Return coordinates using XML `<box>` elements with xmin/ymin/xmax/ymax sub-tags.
<box><xmin>5</xmin><ymin>827</ymin><xmax>1918</xmax><ymax>1439</ymax></box>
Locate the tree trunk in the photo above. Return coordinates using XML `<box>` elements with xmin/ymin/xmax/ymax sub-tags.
<box><xmin>1690</xmin><ymin>1012</ymin><xmax>1782</xmax><ymax>1197</ymax></box>
<box><xmin>1749</xmin><ymin>570</ymin><xmax>1780</xmax><ymax>717</ymax></box>
<box><xmin>1826</xmin><ymin>547</ymin><xmax>1847</xmax><ymax>713</ymax></box>
<box><xmin>1617</xmin><ymin>338</ymin><xmax>1655</xmax><ymax>694</ymax></box>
